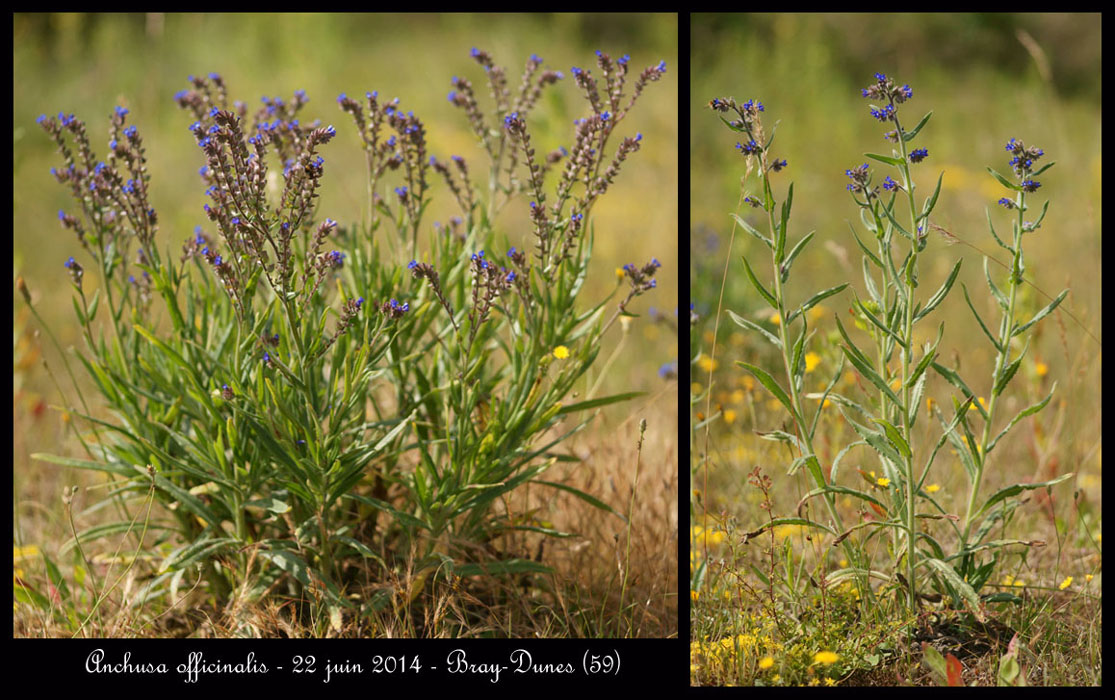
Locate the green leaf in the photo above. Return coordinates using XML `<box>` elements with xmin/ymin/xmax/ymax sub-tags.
<box><xmin>787</xmin><ymin>284</ymin><xmax>847</xmax><ymax>325</ymax></box>
<box><xmin>923</xmin><ymin>557</ymin><xmax>985</xmax><ymax>622</ymax></box>
<box><xmin>776</xmin><ymin>182</ymin><xmax>794</xmax><ymax>263</ymax></box>
<box><xmin>993</xmin><ymin>351</ymin><xmax>1026</xmax><ymax>397</ymax></box>
<box><xmin>919</xmin><ymin>171</ymin><xmax>945</xmax><ymax>222</ymax></box>
<box><xmin>840</xmin><ymin>345</ymin><xmax>904</xmax><ymax>412</ymax></box>
<box><xmin>914</xmin><ymin>258</ymin><xmax>962</xmax><ymax>322</ymax></box>
<box><xmin>973</xmin><ymin>473</ymin><xmax>1074</xmax><ymax>522</ymax></box>
<box><xmin>873</xmin><ymin>418</ymin><xmax>912</xmax><ymax>459</ymax></box>
<box><xmin>849</xmin><ymin>223</ymin><xmax>883</xmax><ymax>269</ymax></box>
<box><xmin>855</xmin><ymin>298</ymin><xmax>908</xmax><ymax>350</ymax></box>
<box><xmin>781</xmin><ymin>230</ymin><xmax>815</xmax><ymax>282</ymax></box>
<box><xmin>1029</xmin><ymin>160</ymin><xmax>1055</xmax><ymax>179</ymax></box>
<box><xmin>727</xmin><ymin>309</ymin><xmax>783</xmax><ymax>349</ymax></box>
<box><xmin>533</xmin><ymin>479</ymin><xmax>628</xmax><ymax>522</ymax></box>
<box><xmin>931</xmin><ymin>362</ymin><xmax>987</xmax><ymax>422</ymax></box>
<box><xmin>985</xmin><ymin>207</ymin><xmax>1014</xmax><ymax>253</ymax></box>
<box><xmin>741</xmin><ymin>254</ymin><xmax>778</xmax><ymax>309</ymax></box>
<box><xmin>738</xmin><ymin>362</ymin><xmax>802</xmax><ymax>426</ymax></box>
<box><xmin>902</xmin><ymin>111</ymin><xmax>933</xmax><ymax>142</ymax></box>
<box><xmin>259</xmin><ymin>549</ymin><xmax>312</xmax><ymax>588</ymax></box>
<box><xmin>1012</xmin><ymin>289</ymin><xmax>1068</xmax><ymax>337</ymax></box>
<box><xmin>961</xmin><ymin>284</ymin><xmax>1004</xmax><ymax>353</ymax></box>
<box><xmin>742</xmin><ymin>516</ymin><xmax>837</xmax><ymax>543</ymax></box>
<box><xmin>987</xmin><ymin>166</ymin><xmax>1021</xmax><ymax>192</ymax></box>
<box><xmin>983</xmin><ymin>257</ymin><xmax>1009</xmax><ymax>311</ymax></box>
<box><xmin>986</xmin><ymin>383</ymin><xmax>1056</xmax><ymax>454</ymax></box>
<box><xmin>453</xmin><ymin>559</ymin><xmax>552</xmax><ymax>577</ymax></box>
<box><xmin>865</xmin><ymin>152</ymin><xmax>905</xmax><ymax>167</ymax></box>
<box><xmin>730</xmin><ymin>213</ymin><xmax>772</xmax><ymax>248</ymax></box>
<box><xmin>557</xmin><ymin>392</ymin><xmax>645</xmax><ymax>414</ymax></box>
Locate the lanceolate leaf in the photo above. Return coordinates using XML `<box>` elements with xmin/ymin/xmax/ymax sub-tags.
<box><xmin>873</xmin><ymin>418</ymin><xmax>912</xmax><ymax>459</ymax></box>
<box><xmin>840</xmin><ymin>344</ymin><xmax>904</xmax><ymax>412</ymax></box>
<box><xmin>1012</xmin><ymin>289</ymin><xmax>1068</xmax><ymax>337</ymax></box>
<box><xmin>865</xmin><ymin>152</ymin><xmax>905</xmax><ymax>167</ymax></box>
<box><xmin>741</xmin><ymin>254</ymin><xmax>778</xmax><ymax>309</ymax></box>
<box><xmin>787</xmin><ymin>284</ymin><xmax>847</xmax><ymax>325</ymax></box>
<box><xmin>923</xmin><ymin>557</ymin><xmax>985</xmax><ymax>622</ymax></box>
<box><xmin>730</xmin><ymin>213</ymin><xmax>772</xmax><ymax>247</ymax></box>
<box><xmin>973</xmin><ymin>473</ymin><xmax>1074</xmax><ymax>522</ymax></box>
<box><xmin>728</xmin><ymin>309</ymin><xmax>783</xmax><ymax>349</ymax></box>
<box><xmin>987</xmin><ymin>166</ymin><xmax>1021</xmax><ymax>192</ymax></box>
<box><xmin>782</xmin><ymin>230</ymin><xmax>815</xmax><ymax>281</ymax></box>
<box><xmin>738</xmin><ymin>362</ymin><xmax>802</xmax><ymax>426</ymax></box>
<box><xmin>902</xmin><ymin>110</ymin><xmax>933</xmax><ymax>142</ymax></box>
<box><xmin>961</xmin><ymin>284</ymin><xmax>1004</xmax><ymax>353</ymax></box>
<box><xmin>913</xmin><ymin>258</ymin><xmax>962</xmax><ymax>322</ymax></box>
<box><xmin>985</xmin><ymin>383</ymin><xmax>1056</xmax><ymax>454</ymax></box>
<box><xmin>741</xmin><ymin>516</ymin><xmax>837</xmax><ymax>544</ymax></box>
<box><xmin>777</xmin><ymin>182</ymin><xmax>794</xmax><ymax>263</ymax></box>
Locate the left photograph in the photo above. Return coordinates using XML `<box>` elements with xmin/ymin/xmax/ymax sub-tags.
<box><xmin>13</xmin><ymin>12</ymin><xmax>678</xmax><ymax>639</ymax></box>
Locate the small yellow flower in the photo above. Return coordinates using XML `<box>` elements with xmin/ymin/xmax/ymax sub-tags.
<box><xmin>876</xmin><ymin>477</ymin><xmax>891</xmax><ymax>487</ymax></box>
<box><xmin>691</xmin><ymin>382</ymin><xmax>704</xmax><ymax>396</ymax></box>
<box><xmin>741</xmin><ymin>375</ymin><xmax>756</xmax><ymax>391</ymax></box>
<box><xmin>1059</xmin><ymin>576</ymin><xmax>1073</xmax><ymax>590</ymax></box>
<box><xmin>926</xmin><ymin>484</ymin><xmax>941</xmax><ymax>493</ymax></box>
<box><xmin>691</xmin><ymin>590</ymin><xmax>700</xmax><ymax>602</ymax></box>
<box><xmin>1035</xmin><ymin>360</ymin><xmax>1049</xmax><ymax>377</ymax></box>
<box><xmin>890</xmin><ymin>378</ymin><xmax>901</xmax><ymax>392</ymax></box>
<box><xmin>1086</xmin><ymin>574</ymin><xmax>1094</xmax><ymax>582</ymax></box>
<box><xmin>12</xmin><ymin>545</ymin><xmax>40</xmax><ymax>561</ymax></box>
<box><xmin>553</xmin><ymin>345</ymin><xmax>570</xmax><ymax>359</ymax></box>
<box><xmin>978</xmin><ymin>396</ymin><xmax>989</xmax><ymax>410</ymax></box>
<box><xmin>696</xmin><ymin>353</ymin><xmax>719</xmax><ymax>372</ymax></box>
<box><xmin>824</xmin><ymin>677</ymin><xmax>837</xmax><ymax>686</ymax></box>
<box><xmin>804</xmin><ymin>352</ymin><xmax>821</xmax><ymax>373</ymax></box>
<box><xmin>927</xmin><ymin>397</ymin><xmax>937</xmax><ymax>412</ymax></box>
<box><xmin>723</xmin><ymin>409</ymin><xmax>737</xmax><ymax>425</ymax></box>
<box><xmin>814</xmin><ymin>651</ymin><xmax>839</xmax><ymax>665</ymax></box>
<box><xmin>759</xmin><ymin>656</ymin><xmax>774</xmax><ymax>670</ymax></box>
<box><xmin>615</xmin><ymin>267</ymin><xmax>625</xmax><ymax>280</ymax></box>
<box><xmin>839</xmin><ymin>559</ymin><xmax>848</xmax><ymax>567</ymax></box>
<box><xmin>772</xmin><ymin>674</ymin><xmax>782</xmax><ymax>684</ymax></box>
<box><xmin>769</xmin><ymin>312</ymin><xmax>781</xmax><ymax>326</ymax></box>
<box><xmin>730</xmin><ymin>389</ymin><xmax>745</xmax><ymax>404</ymax></box>
<box><xmin>808</xmin><ymin>678</ymin><xmax>821</xmax><ymax>686</ymax></box>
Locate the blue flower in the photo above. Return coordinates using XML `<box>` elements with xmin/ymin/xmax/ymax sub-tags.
<box><xmin>909</xmin><ymin>148</ymin><xmax>929</xmax><ymax>163</ymax></box>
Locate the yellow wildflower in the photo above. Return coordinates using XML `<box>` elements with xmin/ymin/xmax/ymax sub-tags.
<box><xmin>759</xmin><ymin>656</ymin><xmax>774</xmax><ymax>670</ymax></box>
<box><xmin>804</xmin><ymin>352</ymin><xmax>821</xmax><ymax>373</ymax></box>
<box><xmin>723</xmin><ymin>409</ymin><xmax>737</xmax><ymax>425</ymax></box>
<box><xmin>691</xmin><ymin>590</ymin><xmax>700</xmax><ymax>602</ymax></box>
<box><xmin>691</xmin><ymin>382</ymin><xmax>704</xmax><ymax>396</ymax></box>
<box><xmin>12</xmin><ymin>545</ymin><xmax>40</xmax><ymax>561</ymax></box>
<box><xmin>730</xmin><ymin>389</ymin><xmax>745</xmax><ymax>404</ymax></box>
<box><xmin>769</xmin><ymin>312</ymin><xmax>781</xmax><ymax>326</ymax></box>
<box><xmin>1035</xmin><ymin>360</ymin><xmax>1049</xmax><ymax>377</ymax></box>
<box><xmin>1059</xmin><ymin>576</ymin><xmax>1073</xmax><ymax>590</ymax></box>
<box><xmin>809</xmin><ymin>304</ymin><xmax>827</xmax><ymax>322</ymax></box>
<box><xmin>615</xmin><ymin>267</ymin><xmax>625</xmax><ymax>280</ymax></box>
<box><xmin>877</xmin><ymin>477</ymin><xmax>891</xmax><ymax>487</ymax></box>
<box><xmin>1086</xmin><ymin>574</ymin><xmax>1094</xmax><ymax>582</ymax></box>
<box><xmin>553</xmin><ymin>345</ymin><xmax>570</xmax><ymax>359</ymax></box>
<box><xmin>808</xmin><ymin>678</ymin><xmax>821</xmax><ymax>686</ymax></box>
<box><xmin>824</xmin><ymin>677</ymin><xmax>837</xmax><ymax>686</ymax></box>
<box><xmin>926</xmin><ymin>484</ymin><xmax>941</xmax><ymax>493</ymax></box>
<box><xmin>927</xmin><ymin>397</ymin><xmax>936</xmax><ymax>412</ymax></box>
<box><xmin>742</xmin><ymin>375</ymin><xmax>756</xmax><ymax>391</ymax></box>
<box><xmin>696</xmin><ymin>353</ymin><xmax>719</xmax><ymax>372</ymax></box>
<box><xmin>814</xmin><ymin>651</ymin><xmax>839</xmax><ymax>665</ymax></box>
<box><xmin>890</xmin><ymin>378</ymin><xmax>901</xmax><ymax>392</ymax></box>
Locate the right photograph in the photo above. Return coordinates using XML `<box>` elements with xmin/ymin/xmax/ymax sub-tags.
<box><xmin>689</xmin><ymin>13</ymin><xmax>1101</xmax><ymax>687</ymax></box>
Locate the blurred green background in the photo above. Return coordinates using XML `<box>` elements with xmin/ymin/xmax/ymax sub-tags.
<box><xmin>13</xmin><ymin>12</ymin><xmax>678</xmax><ymax>419</ymax></box>
<box><xmin>690</xmin><ymin>13</ymin><xmax>1100</xmax><ymax>508</ymax></box>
